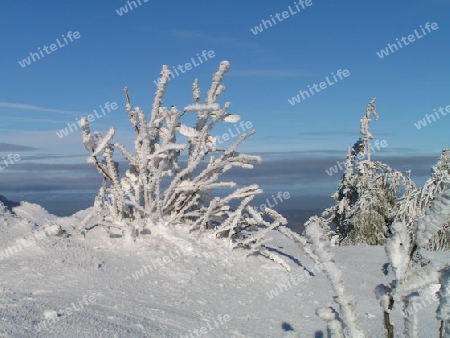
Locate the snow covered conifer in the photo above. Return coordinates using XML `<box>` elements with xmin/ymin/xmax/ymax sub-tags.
<box><xmin>322</xmin><ymin>98</ymin><xmax>408</xmax><ymax>246</ymax></box>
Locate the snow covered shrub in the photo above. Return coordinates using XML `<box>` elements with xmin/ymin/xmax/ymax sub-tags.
<box><xmin>320</xmin><ymin>98</ymin><xmax>411</xmax><ymax>246</ymax></box>
<box><xmin>395</xmin><ymin>148</ymin><xmax>450</xmax><ymax>251</ymax></box>
<box><xmin>376</xmin><ymin>185</ymin><xmax>450</xmax><ymax>337</ymax></box>
<box><xmin>79</xmin><ymin>60</ymin><xmax>287</xmax><ymax>259</ymax></box>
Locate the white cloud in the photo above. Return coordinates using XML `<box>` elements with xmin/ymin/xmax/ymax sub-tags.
<box><xmin>228</xmin><ymin>69</ymin><xmax>307</xmax><ymax>77</ymax></box>
<box><xmin>0</xmin><ymin>102</ymin><xmax>85</xmax><ymax>115</ymax></box>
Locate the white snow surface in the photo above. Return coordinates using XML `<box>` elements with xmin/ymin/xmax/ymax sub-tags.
<box><xmin>1</xmin><ymin>200</ymin><xmax>449</xmax><ymax>337</ymax></box>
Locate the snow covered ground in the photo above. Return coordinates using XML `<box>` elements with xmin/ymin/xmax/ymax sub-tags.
<box><xmin>0</xmin><ymin>198</ymin><xmax>447</xmax><ymax>337</ymax></box>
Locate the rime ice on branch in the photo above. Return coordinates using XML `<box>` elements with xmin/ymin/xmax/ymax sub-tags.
<box><xmin>79</xmin><ymin>61</ymin><xmax>288</xmax><ymax>266</ymax></box>
<box><xmin>305</xmin><ymin>216</ymin><xmax>366</xmax><ymax>338</ymax></box>
<box><xmin>378</xmin><ymin>186</ymin><xmax>450</xmax><ymax>337</ymax></box>
<box><xmin>360</xmin><ymin>97</ymin><xmax>378</xmax><ymax>162</ymax></box>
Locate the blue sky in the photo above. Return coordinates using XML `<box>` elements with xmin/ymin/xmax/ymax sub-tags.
<box><xmin>0</xmin><ymin>0</ymin><xmax>449</xmax><ymax>215</ymax></box>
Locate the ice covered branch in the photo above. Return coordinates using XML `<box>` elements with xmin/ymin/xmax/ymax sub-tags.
<box><xmin>305</xmin><ymin>216</ymin><xmax>366</xmax><ymax>338</ymax></box>
<box><xmin>78</xmin><ymin>60</ymin><xmax>289</xmax><ymax>266</ymax></box>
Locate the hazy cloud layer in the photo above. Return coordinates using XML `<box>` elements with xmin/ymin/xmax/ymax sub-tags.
<box><xmin>0</xmin><ymin>143</ymin><xmax>39</xmax><ymax>152</ymax></box>
<box><xmin>301</xmin><ymin>131</ymin><xmax>393</xmax><ymax>137</ymax></box>
<box><xmin>0</xmin><ymin>151</ymin><xmax>440</xmax><ymax>216</ymax></box>
<box><xmin>0</xmin><ymin>102</ymin><xmax>84</xmax><ymax>115</ymax></box>
<box><xmin>0</xmin><ymin>152</ymin><xmax>436</xmax><ymax>192</ymax></box>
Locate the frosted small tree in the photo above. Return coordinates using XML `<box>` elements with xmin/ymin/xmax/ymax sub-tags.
<box><xmin>322</xmin><ymin>98</ymin><xmax>409</xmax><ymax>245</ymax></box>
<box><xmin>79</xmin><ymin>61</ymin><xmax>288</xmax><ymax>264</ymax></box>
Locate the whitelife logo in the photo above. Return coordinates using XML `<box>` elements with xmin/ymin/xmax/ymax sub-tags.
<box><xmin>215</xmin><ymin>120</ymin><xmax>253</xmax><ymax>145</ymax></box>
<box><xmin>414</xmin><ymin>103</ymin><xmax>450</xmax><ymax>130</ymax></box>
<box><xmin>0</xmin><ymin>154</ymin><xmax>21</xmax><ymax>171</ymax></box>
<box><xmin>115</xmin><ymin>0</ymin><xmax>149</xmax><ymax>16</ymax></box>
<box><xmin>18</xmin><ymin>31</ymin><xmax>81</xmax><ymax>68</ymax></box>
<box><xmin>288</xmin><ymin>69</ymin><xmax>350</xmax><ymax>106</ymax></box>
<box><xmin>376</xmin><ymin>22</ymin><xmax>439</xmax><ymax>59</ymax></box>
<box><xmin>56</xmin><ymin>101</ymin><xmax>118</xmax><ymax>139</ymax></box>
<box><xmin>250</xmin><ymin>0</ymin><xmax>313</xmax><ymax>35</ymax></box>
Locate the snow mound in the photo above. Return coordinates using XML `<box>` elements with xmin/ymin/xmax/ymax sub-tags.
<box><xmin>0</xmin><ymin>201</ymin><xmax>447</xmax><ymax>337</ymax></box>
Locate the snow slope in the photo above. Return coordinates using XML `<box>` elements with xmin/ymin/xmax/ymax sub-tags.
<box><xmin>0</xmin><ymin>198</ymin><xmax>447</xmax><ymax>337</ymax></box>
